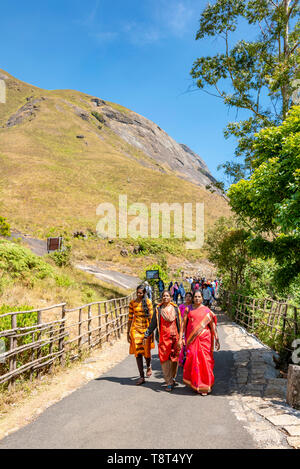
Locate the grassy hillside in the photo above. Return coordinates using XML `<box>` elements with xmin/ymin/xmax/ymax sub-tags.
<box><xmin>0</xmin><ymin>69</ymin><xmax>230</xmax><ymax>273</ymax></box>
<box><xmin>0</xmin><ymin>239</ymin><xmax>127</xmax><ymax>311</ymax></box>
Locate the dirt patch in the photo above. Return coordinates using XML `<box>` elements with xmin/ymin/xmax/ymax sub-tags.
<box><xmin>0</xmin><ymin>336</ymin><xmax>129</xmax><ymax>440</ymax></box>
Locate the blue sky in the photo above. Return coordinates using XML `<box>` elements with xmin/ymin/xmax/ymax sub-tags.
<box><xmin>0</xmin><ymin>0</ymin><xmax>252</xmax><ymax>182</ymax></box>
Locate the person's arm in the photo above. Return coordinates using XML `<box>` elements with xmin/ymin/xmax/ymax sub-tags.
<box><xmin>208</xmin><ymin>316</ymin><xmax>220</xmax><ymax>350</ymax></box>
<box><xmin>144</xmin><ymin>308</ymin><xmax>157</xmax><ymax>338</ymax></box>
<box><xmin>127</xmin><ymin>300</ymin><xmax>134</xmax><ymax>343</ymax></box>
<box><xmin>179</xmin><ymin>309</ymin><xmax>189</xmax><ymax>347</ymax></box>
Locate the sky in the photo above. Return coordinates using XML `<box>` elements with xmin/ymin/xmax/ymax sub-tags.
<box><xmin>0</xmin><ymin>0</ymin><xmax>253</xmax><ymax>182</ymax></box>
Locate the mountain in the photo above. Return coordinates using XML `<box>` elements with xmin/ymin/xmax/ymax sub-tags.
<box><xmin>0</xmin><ymin>69</ymin><xmax>229</xmax><ymax>237</ymax></box>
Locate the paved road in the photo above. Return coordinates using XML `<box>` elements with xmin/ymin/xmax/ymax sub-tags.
<box><xmin>0</xmin><ymin>313</ymin><xmax>257</xmax><ymax>449</ymax></box>
<box><xmin>7</xmin><ymin>233</ymin><xmax>141</xmax><ymax>290</ymax></box>
<box><xmin>76</xmin><ymin>264</ymin><xmax>141</xmax><ymax>290</ymax></box>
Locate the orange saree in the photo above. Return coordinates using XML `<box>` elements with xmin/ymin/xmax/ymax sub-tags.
<box><xmin>183</xmin><ymin>305</ymin><xmax>217</xmax><ymax>393</ymax></box>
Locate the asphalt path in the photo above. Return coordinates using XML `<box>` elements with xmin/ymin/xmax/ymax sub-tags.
<box><xmin>76</xmin><ymin>264</ymin><xmax>141</xmax><ymax>290</ymax></box>
<box><xmin>0</xmin><ymin>313</ymin><xmax>257</xmax><ymax>449</ymax></box>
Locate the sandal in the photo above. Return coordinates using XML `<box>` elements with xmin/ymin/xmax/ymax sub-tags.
<box><xmin>136</xmin><ymin>377</ymin><xmax>145</xmax><ymax>385</ymax></box>
<box><xmin>146</xmin><ymin>367</ymin><xmax>152</xmax><ymax>377</ymax></box>
<box><xmin>165</xmin><ymin>385</ymin><xmax>173</xmax><ymax>392</ymax></box>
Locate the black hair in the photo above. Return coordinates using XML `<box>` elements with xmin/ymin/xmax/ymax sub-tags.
<box><xmin>192</xmin><ymin>290</ymin><xmax>202</xmax><ymax>301</ymax></box>
<box><xmin>136</xmin><ymin>284</ymin><xmax>149</xmax><ymax>318</ymax></box>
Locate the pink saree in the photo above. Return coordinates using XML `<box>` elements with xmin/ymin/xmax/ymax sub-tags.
<box><xmin>183</xmin><ymin>305</ymin><xmax>217</xmax><ymax>393</ymax></box>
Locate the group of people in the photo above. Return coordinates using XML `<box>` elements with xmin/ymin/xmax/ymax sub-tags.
<box><xmin>127</xmin><ymin>281</ymin><xmax>220</xmax><ymax>395</ymax></box>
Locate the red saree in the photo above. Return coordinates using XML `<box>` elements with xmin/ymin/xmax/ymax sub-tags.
<box><xmin>183</xmin><ymin>305</ymin><xmax>217</xmax><ymax>393</ymax></box>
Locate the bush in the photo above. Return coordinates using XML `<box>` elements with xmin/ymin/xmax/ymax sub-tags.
<box><xmin>0</xmin><ymin>240</ymin><xmax>53</xmax><ymax>281</ymax></box>
<box><xmin>0</xmin><ymin>304</ymin><xmax>36</xmax><ymax>375</ymax></box>
<box><xmin>0</xmin><ymin>216</ymin><xmax>10</xmax><ymax>237</ymax></box>
<box><xmin>91</xmin><ymin>111</ymin><xmax>105</xmax><ymax>124</ymax></box>
<box><xmin>49</xmin><ymin>245</ymin><xmax>72</xmax><ymax>267</ymax></box>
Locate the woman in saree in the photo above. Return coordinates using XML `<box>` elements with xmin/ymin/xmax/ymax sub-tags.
<box><xmin>179</xmin><ymin>290</ymin><xmax>220</xmax><ymax>395</ymax></box>
<box><xmin>144</xmin><ymin>290</ymin><xmax>181</xmax><ymax>391</ymax></box>
<box><xmin>178</xmin><ymin>292</ymin><xmax>193</xmax><ymax>367</ymax></box>
<box><xmin>128</xmin><ymin>284</ymin><xmax>155</xmax><ymax>385</ymax></box>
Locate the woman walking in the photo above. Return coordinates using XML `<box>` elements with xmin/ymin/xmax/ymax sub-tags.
<box><xmin>178</xmin><ymin>292</ymin><xmax>193</xmax><ymax>367</ymax></box>
<box><xmin>179</xmin><ymin>290</ymin><xmax>220</xmax><ymax>395</ymax></box>
<box><xmin>144</xmin><ymin>290</ymin><xmax>181</xmax><ymax>391</ymax></box>
<box><xmin>128</xmin><ymin>284</ymin><xmax>155</xmax><ymax>385</ymax></box>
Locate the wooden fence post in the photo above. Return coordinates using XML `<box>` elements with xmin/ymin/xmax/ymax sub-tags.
<box><xmin>49</xmin><ymin>324</ymin><xmax>54</xmax><ymax>374</ymax></box>
<box><xmin>36</xmin><ymin>310</ymin><xmax>42</xmax><ymax>380</ymax></box>
<box><xmin>78</xmin><ymin>308</ymin><xmax>82</xmax><ymax>352</ymax></box>
<box><xmin>59</xmin><ymin>304</ymin><xmax>66</xmax><ymax>366</ymax></box>
<box><xmin>114</xmin><ymin>299</ymin><xmax>121</xmax><ymax>339</ymax></box>
<box><xmin>8</xmin><ymin>313</ymin><xmax>17</xmax><ymax>390</ymax></box>
<box><xmin>281</xmin><ymin>303</ymin><xmax>288</xmax><ymax>348</ymax></box>
<box><xmin>105</xmin><ymin>302</ymin><xmax>109</xmax><ymax>342</ymax></box>
<box><xmin>88</xmin><ymin>305</ymin><xmax>92</xmax><ymax>348</ymax></box>
<box><xmin>98</xmin><ymin>304</ymin><xmax>102</xmax><ymax>346</ymax></box>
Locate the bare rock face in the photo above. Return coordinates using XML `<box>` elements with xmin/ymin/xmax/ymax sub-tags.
<box><xmin>6</xmin><ymin>97</ymin><xmax>45</xmax><ymax>127</ymax></box>
<box><xmin>99</xmin><ymin>104</ymin><xmax>217</xmax><ymax>188</ymax></box>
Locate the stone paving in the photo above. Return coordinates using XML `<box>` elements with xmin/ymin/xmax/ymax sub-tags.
<box><xmin>221</xmin><ymin>313</ymin><xmax>300</xmax><ymax>449</ymax></box>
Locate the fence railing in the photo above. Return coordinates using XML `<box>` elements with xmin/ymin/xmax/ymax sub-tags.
<box><xmin>221</xmin><ymin>290</ymin><xmax>300</xmax><ymax>358</ymax></box>
<box><xmin>0</xmin><ymin>292</ymin><xmax>135</xmax><ymax>389</ymax></box>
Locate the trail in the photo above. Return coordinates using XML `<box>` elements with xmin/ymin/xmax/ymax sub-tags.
<box><xmin>0</xmin><ymin>310</ymin><xmax>284</xmax><ymax>450</ymax></box>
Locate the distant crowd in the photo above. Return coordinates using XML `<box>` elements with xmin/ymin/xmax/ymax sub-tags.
<box><xmin>143</xmin><ymin>276</ymin><xmax>219</xmax><ymax>307</ymax></box>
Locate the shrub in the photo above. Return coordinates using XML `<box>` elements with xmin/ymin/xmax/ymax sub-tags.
<box><xmin>91</xmin><ymin>111</ymin><xmax>105</xmax><ymax>124</ymax></box>
<box><xmin>49</xmin><ymin>245</ymin><xmax>72</xmax><ymax>267</ymax></box>
<box><xmin>0</xmin><ymin>216</ymin><xmax>10</xmax><ymax>237</ymax></box>
<box><xmin>0</xmin><ymin>240</ymin><xmax>53</xmax><ymax>281</ymax></box>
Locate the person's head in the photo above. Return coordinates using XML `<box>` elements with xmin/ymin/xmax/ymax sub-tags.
<box><xmin>203</xmin><ymin>283</ymin><xmax>208</xmax><ymax>289</ymax></box>
<box><xmin>161</xmin><ymin>290</ymin><xmax>172</xmax><ymax>305</ymax></box>
<box><xmin>185</xmin><ymin>292</ymin><xmax>193</xmax><ymax>305</ymax></box>
<box><xmin>136</xmin><ymin>284</ymin><xmax>146</xmax><ymax>299</ymax></box>
<box><xmin>193</xmin><ymin>290</ymin><xmax>202</xmax><ymax>305</ymax></box>
<box><xmin>136</xmin><ymin>284</ymin><xmax>150</xmax><ymax>317</ymax></box>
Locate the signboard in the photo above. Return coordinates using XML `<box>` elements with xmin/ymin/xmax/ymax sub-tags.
<box><xmin>47</xmin><ymin>237</ymin><xmax>63</xmax><ymax>253</ymax></box>
<box><xmin>146</xmin><ymin>269</ymin><xmax>160</xmax><ymax>280</ymax></box>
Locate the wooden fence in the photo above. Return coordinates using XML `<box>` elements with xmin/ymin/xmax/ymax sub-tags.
<box><xmin>0</xmin><ymin>292</ymin><xmax>135</xmax><ymax>389</ymax></box>
<box><xmin>221</xmin><ymin>290</ymin><xmax>300</xmax><ymax>357</ymax></box>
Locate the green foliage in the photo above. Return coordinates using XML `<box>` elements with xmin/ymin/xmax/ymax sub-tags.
<box><xmin>142</xmin><ymin>260</ymin><xmax>169</xmax><ymax>287</ymax></box>
<box><xmin>205</xmin><ymin>217</ymin><xmax>251</xmax><ymax>290</ymax></box>
<box><xmin>91</xmin><ymin>111</ymin><xmax>105</xmax><ymax>124</ymax></box>
<box><xmin>228</xmin><ymin>107</ymin><xmax>300</xmax><ymax>285</ymax></box>
<box><xmin>0</xmin><ymin>305</ymin><xmax>37</xmax><ymax>375</ymax></box>
<box><xmin>49</xmin><ymin>245</ymin><xmax>72</xmax><ymax>267</ymax></box>
<box><xmin>126</xmin><ymin>236</ymin><xmax>185</xmax><ymax>256</ymax></box>
<box><xmin>0</xmin><ymin>240</ymin><xmax>53</xmax><ymax>282</ymax></box>
<box><xmin>191</xmin><ymin>0</ymin><xmax>300</xmax><ymax>180</ymax></box>
<box><xmin>0</xmin><ymin>216</ymin><xmax>10</xmax><ymax>237</ymax></box>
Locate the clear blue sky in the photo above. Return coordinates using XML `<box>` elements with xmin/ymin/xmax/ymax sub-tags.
<box><xmin>0</xmin><ymin>0</ymin><xmax>251</xmax><ymax>182</ymax></box>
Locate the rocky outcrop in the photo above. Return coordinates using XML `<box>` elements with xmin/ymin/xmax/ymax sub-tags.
<box><xmin>96</xmin><ymin>103</ymin><xmax>217</xmax><ymax>188</ymax></box>
<box><xmin>6</xmin><ymin>97</ymin><xmax>45</xmax><ymax>128</ymax></box>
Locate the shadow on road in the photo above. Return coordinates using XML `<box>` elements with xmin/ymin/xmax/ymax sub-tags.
<box><xmin>96</xmin><ymin>349</ymin><xmax>235</xmax><ymax>396</ymax></box>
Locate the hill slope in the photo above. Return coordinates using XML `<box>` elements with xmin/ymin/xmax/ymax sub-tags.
<box><xmin>0</xmin><ymin>69</ymin><xmax>230</xmax><ymax>241</ymax></box>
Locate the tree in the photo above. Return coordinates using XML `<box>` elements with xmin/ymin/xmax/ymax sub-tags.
<box><xmin>205</xmin><ymin>216</ymin><xmax>251</xmax><ymax>290</ymax></box>
<box><xmin>227</xmin><ymin>105</ymin><xmax>300</xmax><ymax>286</ymax></box>
<box><xmin>191</xmin><ymin>0</ymin><xmax>300</xmax><ymax>181</ymax></box>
